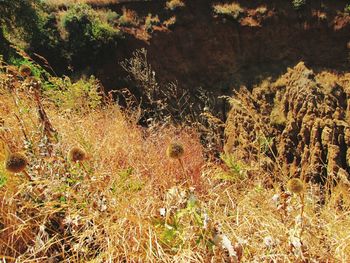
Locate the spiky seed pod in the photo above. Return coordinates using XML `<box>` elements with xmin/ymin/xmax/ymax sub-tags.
<box><xmin>19</xmin><ymin>65</ymin><xmax>32</xmax><ymax>77</ymax></box>
<box><xmin>287</xmin><ymin>178</ymin><xmax>305</xmax><ymax>194</ymax></box>
<box><xmin>68</xmin><ymin>147</ymin><xmax>86</xmax><ymax>162</ymax></box>
<box><xmin>166</xmin><ymin>142</ymin><xmax>184</xmax><ymax>159</ymax></box>
<box><xmin>5</xmin><ymin>153</ymin><xmax>28</xmax><ymax>173</ymax></box>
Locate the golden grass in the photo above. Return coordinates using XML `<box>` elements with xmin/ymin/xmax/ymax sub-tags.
<box><xmin>0</xmin><ymin>66</ymin><xmax>350</xmax><ymax>262</ymax></box>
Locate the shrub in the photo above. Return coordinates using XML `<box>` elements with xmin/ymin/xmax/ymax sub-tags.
<box><xmin>166</xmin><ymin>0</ymin><xmax>185</xmax><ymax>11</ymax></box>
<box><xmin>0</xmin><ymin>0</ymin><xmax>45</xmax><ymax>61</ymax></box>
<box><xmin>61</xmin><ymin>3</ymin><xmax>122</xmax><ymax>68</ymax></box>
<box><xmin>45</xmin><ymin>75</ymin><xmax>102</xmax><ymax>112</ymax></box>
<box><xmin>292</xmin><ymin>0</ymin><xmax>306</xmax><ymax>10</ymax></box>
<box><xmin>0</xmin><ymin>0</ymin><xmax>38</xmax><ymax>34</ymax></box>
<box><xmin>9</xmin><ymin>57</ymin><xmax>48</xmax><ymax>79</ymax></box>
<box><xmin>118</xmin><ymin>8</ymin><xmax>139</xmax><ymax>27</ymax></box>
<box><xmin>345</xmin><ymin>4</ymin><xmax>350</xmax><ymax>13</ymax></box>
<box><xmin>163</xmin><ymin>16</ymin><xmax>176</xmax><ymax>28</ymax></box>
<box><xmin>29</xmin><ymin>10</ymin><xmax>67</xmax><ymax>69</ymax></box>
<box><xmin>213</xmin><ymin>3</ymin><xmax>243</xmax><ymax>20</ymax></box>
<box><xmin>145</xmin><ymin>13</ymin><xmax>160</xmax><ymax>32</ymax></box>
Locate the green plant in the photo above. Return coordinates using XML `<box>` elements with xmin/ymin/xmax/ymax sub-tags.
<box><xmin>213</xmin><ymin>3</ymin><xmax>243</xmax><ymax>20</ymax></box>
<box><xmin>345</xmin><ymin>4</ymin><xmax>350</xmax><ymax>13</ymax></box>
<box><xmin>103</xmin><ymin>10</ymin><xmax>120</xmax><ymax>25</ymax></box>
<box><xmin>9</xmin><ymin>56</ymin><xmax>50</xmax><ymax>79</ymax></box>
<box><xmin>0</xmin><ymin>0</ymin><xmax>44</xmax><ymax>61</ymax></box>
<box><xmin>216</xmin><ymin>153</ymin><xmax>247</xmax><ymax>182</ymax></box>
<box><xmin>257</xmin><ymin>135</ymin><xmax>274</xmax><ymax>155</ymax></box>
<box><xmin>61</xmin><ymin>3</ymin><xmax>121</xmax><ymax>68</ymax></box>
<box><xmin>111</xmin><ymin>168</ymin><xmax>144</xmax><ymax>193</ymax></box>
<box><xmin>145</xmin><ymin>14</ymin><xmax>160</xmax><ymax>32</ymax></box>
<box><xmin>0</xmin><ymin>0</ymin><xmax>38</xmax><ymax>37</ymax></box>
<box><xmin>155</xmin><ymin>188</ymin><xmax>209</xmax><ymax>250</ymax></box>
<box><xmin>118</xmin><ymin>8</ymin><xmax>138</xmax><ymax>27</ymax></box>
<box><xmin>292</xmin><ymin>0</ymin><xmax>306</xmax><ymax>10</ymax></box>
<box><xmin>29</xmin><ymin>8</ymin><xmax>67</xmax><ymax>70</ymax></box>
<box><xmin>0</xmin><ymin>169</ymin><xmax>7</xmax><ymax>188</ymax></box>
<box><xmin>45</xmin><ymin>76</ymin><xmax>102</xmax><ymax>112</ymax></box>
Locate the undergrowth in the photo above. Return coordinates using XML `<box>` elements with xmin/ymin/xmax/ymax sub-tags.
<box><xmin>0</xmin><ymin>55</ymin><xmax>350</xmax><ymax>263</ymax></box>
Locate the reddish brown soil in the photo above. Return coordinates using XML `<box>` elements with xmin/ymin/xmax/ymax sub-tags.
<box><xmin>95</xmin><ymin>0</ymin><xmax>349</xmax><ymax>95</ymax></box>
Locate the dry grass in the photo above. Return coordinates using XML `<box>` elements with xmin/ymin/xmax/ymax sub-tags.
<box><xmin>0</xmin><ymin>64</ymin><xmax>350</xmax><ymax>262</ymax></box>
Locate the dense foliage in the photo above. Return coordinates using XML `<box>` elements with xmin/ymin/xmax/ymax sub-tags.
<box><xmin>0</xmin><ymin>1</ymin><xmax>122</xmax><ymax>72</ymax></box>
<box><xmin>61</xmin><ymin>3</ymin><xmax>122</xmax><ymax>69</ymax></box>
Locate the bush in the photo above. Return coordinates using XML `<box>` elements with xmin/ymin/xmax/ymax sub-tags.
<box><xmin>292</xmin><ymin>0</ymin><xmax>306</xmax><ymax>10</ymax></box>
<box><xmin>9</xmin><ymin>57</ymin><xmax>47</xmax><ymax>78</ymax></box>
<box><xmin>0</xmin><ymin>0</ymin><xmax>41</xmax><ymax>60</ymax></box>
<box><xmin>45</xmin><ymin>75</ymin><xmax>102</xmax><ymax>113</ymax></box>
<box><xmin>345</xmin><ymin>4</ymin><xmax>350</xmax><ymax>13</ymax></box>
<box><xmin>213</xmin><ymin>3</ymin><xmax>243</xmax><ymax>20</ymax></box>
<box><xmin>166</xmin><ymin>0</ymin><xmax>185</xmax><ymax>11</ymax></box>
<box><xmin>118</xmin><ymin>8</ymin><xmax>139</xmax><ymax>27</ymax></box>
<box><xmin>145</xmin><ymin>14</ymin><xmax>160</xmax><ymax>32</ymax></box>
<box><xmin>29</xmin><ymin>10</ymin><xmax>67</xmax><ymax>71</ymax></box>
<box><xmin>61</xmin><ymin>3</ymin><xmax>122</xmax><ymax>68</ymax></box>
<box><xmin>0</xmin><ymin>0</ymin><xmax>38</xmax><ymax>33</ymax></box>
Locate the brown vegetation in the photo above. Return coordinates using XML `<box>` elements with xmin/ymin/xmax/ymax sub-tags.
<box><xmin>0</xmin><ymin>55</ymin><xmax>350</xmax><ymax>262</ymax></box>
<box><xmin>225</xmin><ymin>62</ymin><xmax>350</xmax><ymax>185</ymax></box>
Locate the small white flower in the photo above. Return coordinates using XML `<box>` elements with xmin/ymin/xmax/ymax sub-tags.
<box><xmin>39</xmin><ymin>224</ymin><xmax>46</xmax><ymax>233</ymax></box>
<box><xmin>289</xmin><ymin>234</ymin><xmax>303</xmax><ymax>257</ymax></box>
<box><xmin>63</xmin><ymin>215</ymin><xmax>73</xmax><ymax>225</ymax></box>
<box><xmin>159</xmin><ymin>207</ymin><xmax>166</xmax><ymax>217</ymax></box>
<box><xmin>203</xmin><ymin>212</ymin><xmax>209</xmax><ymax>229</ymax></box>
<box><xmin>110</xmin><ymin>198</ymin><xmax>117</xmax><ymax>206</ymax></box>
<box><xmin>221</xmin><ymin>234</ymin><xmax>237</xmax><ymax>258</ymax></box>
<box><xmin>291</xmin><ymin>237</ymin><xmax>301</xmax><ymax>249</ymax></box>
<box><xmin>237</xmin><ymin>237</ymin><xmax>248</xmax><ymax>246</ymax></box>
<box><xmin>295</xmin><ymin>215</ymin><xmax>302</xmax><ymax>225</ymax></box>
<box><xmin>272</xmin><ymin>194</ymin><xmax>280</xmax><ymax>205</ymax></box>
<box><xmin>264</xmin><ymin>236</ymin><xmax>274</xmax><ymax>248</ymax></box>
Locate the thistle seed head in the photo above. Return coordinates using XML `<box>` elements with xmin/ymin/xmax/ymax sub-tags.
<box><xmin>5</xmin><ymin>152</ymin><xmax>28</xmax><ymax>173</ymax></box>
<box><xmin>166</xmin><ymin>142</ymin><xmax>184</xmax><ymax>159</ymax></box>
<box><xmin>287</xmin><ymin>178</ymin><xmax>305</xmax><ymax>194</ymax></box>
<box><xmin>68</xmin><ymin>147</ymin><xmax>87</xmax><ymax>163</ymax></box>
